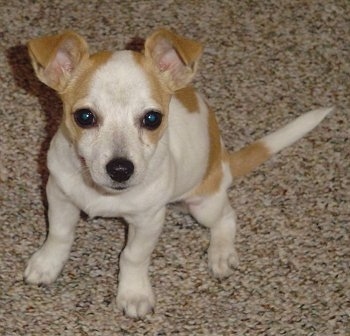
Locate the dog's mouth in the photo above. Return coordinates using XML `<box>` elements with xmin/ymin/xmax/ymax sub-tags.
<box><xmin>93</xmin><ymin>180</ymin><xmax>131</xmax><ymax>195</ymax></box>
<box><xmin>94</xmin><ymin>178</ymin><xmax>132</xmax><ymax>194</ymax></box>
<box><xmin>112</xmin><ymin>186</ymin><xmax>127</xmax><ymax>190</ymax></box>
<box><xmin>99</xmin><ymin>178</ymin><xmax>134</xmax><ymax>194</ymax></box>
<box><xmin>110</xmin><ymin>184</ymin><xmax>128</xmax><ymax>191</ymax></box>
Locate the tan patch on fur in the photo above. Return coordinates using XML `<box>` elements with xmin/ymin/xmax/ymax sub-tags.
<box><xmin>132</xmin><ymin>52</ymin><xmax>171</xmax><ymax>144</ymax></box>
<box><xmin>61</xmin><ymin>51</ymin><xmax>113</xmax><ymax>142</ymax></box>
<box><xmin>144</xmin><ymin>28</ymin><xmax>203</xmax><ymax>92</ymax></box>
<box><xmin>28</xmin><ymin>31</ymin><xmax>89</xmax><ymax>92</ymax></box>
<box><xmin>192</xmin><ymin>106</ymin><xmax>224</xmax><ymax>196</ymax></box>
<box><xmin>229</xmin><ymin>141</ymin><xmax>271</xmax><ymax>177</ymax></box>
<box><xmin>175</xmin><ymin>86</ymin><xmax>199</xmax><ymax>113</ymax></box>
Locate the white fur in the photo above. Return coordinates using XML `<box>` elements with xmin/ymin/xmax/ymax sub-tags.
<box><xmin>75</xmin><ymin>52</ymin><xmax>165</xmax><ymax>191</ymax></box>
<box><xmin>262</xmin><ymin>107</ymin><xmax>333</xmax><ymax>154</ymax></box>
<box><xmin>25</xmin><ymin>45</ymin><xmax>331</xmax><ymax>318</ymax></box>
<box><xmin>25</xmin><ymin>52</ymin><xmax>214</xmax><ymax>318</ymax></box>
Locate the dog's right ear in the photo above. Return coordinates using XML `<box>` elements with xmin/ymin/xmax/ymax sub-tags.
<box><xmin>27</xmin><ymin>31</ymin><xmax>89</xmax><ymax>92</ymax></box>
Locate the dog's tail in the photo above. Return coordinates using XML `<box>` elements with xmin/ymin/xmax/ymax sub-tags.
<box><xmin>229</xmin><ymin>107</ymin><xmax>333</xmax><ymax>178</ymax></box>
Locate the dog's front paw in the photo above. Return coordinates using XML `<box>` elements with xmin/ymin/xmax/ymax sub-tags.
<box><xmin>117</xmin><ymin>281</ymin><xmax>155</xmax><ymax>318</ymax></box>
<box><xmin>24</xmin><ymin>247</ymin><xmax>66</xmax><ymax>285</ymax></box>
<box><xmin>208</xmin><ymin>243</ymin><xmax>239</xmax><ymax>278</ymax></box>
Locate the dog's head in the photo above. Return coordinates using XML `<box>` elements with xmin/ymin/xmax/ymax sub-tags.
<box><xmin>28</xmin><ymin>29</ymin><xmax>202</xmax><ymax>192</ymax></box>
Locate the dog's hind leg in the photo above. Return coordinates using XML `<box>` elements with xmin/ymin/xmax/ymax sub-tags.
<box><xmin>187</xmin><ymin>187</ymin><xmax>238</xmax><ymax>279</ymax></box>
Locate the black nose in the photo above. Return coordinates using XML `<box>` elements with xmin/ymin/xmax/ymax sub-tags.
<box><xmin>106</xmin><ymin>158</ymin><xmax>134</xmax><ymax>182</ymax></box>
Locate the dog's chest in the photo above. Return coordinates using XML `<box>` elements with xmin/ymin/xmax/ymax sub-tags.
<box><xmin>56</xmin><ymin>172</ymin><xmax>165</xmax><ymax>219</ymax></box>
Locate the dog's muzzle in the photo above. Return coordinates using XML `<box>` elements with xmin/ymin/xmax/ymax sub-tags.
<box><xmin>106</xmin><ymin>157</ymin><xmax>134</xmax><ymax>183</ymax></box>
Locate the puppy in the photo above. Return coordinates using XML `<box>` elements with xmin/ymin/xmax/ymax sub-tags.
<box><xmin>24</xmin><ymin>28</ymin><xmax>332</xmax><ymax>318</ymax></box>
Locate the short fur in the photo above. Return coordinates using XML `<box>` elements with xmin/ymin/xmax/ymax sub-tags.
<box><xmin>24</xmin><ymin>28</ymin><xmax>332</xmax><ymax>318</ymax></box>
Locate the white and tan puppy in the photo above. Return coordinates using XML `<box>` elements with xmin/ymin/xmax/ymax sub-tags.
<box><xmin>24</xmin><ymin>29</ymin><xmax>332</xmax><ymax>318</ymax></box>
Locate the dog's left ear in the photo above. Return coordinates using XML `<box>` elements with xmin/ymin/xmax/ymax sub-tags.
<box><xmin>144</xmin><ymin>29</ymin><xmax>203</xmax><ymax>92</ymax></box>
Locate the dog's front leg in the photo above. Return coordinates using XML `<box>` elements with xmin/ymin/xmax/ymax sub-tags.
<box><xmin>24</xmin><ymin>175</ymin><xmax>80</xmax><ymax>285</ymax></box>
<box><xmin>117</xmin><ymin>207</ymin><xmax>165</xmax><ymax>318</ymax></box>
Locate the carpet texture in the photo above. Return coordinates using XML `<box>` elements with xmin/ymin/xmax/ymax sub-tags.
<box><xmin>0</xmin><ymin>1</ymin><xmax>349</xmax><ymax>335</ymax></box>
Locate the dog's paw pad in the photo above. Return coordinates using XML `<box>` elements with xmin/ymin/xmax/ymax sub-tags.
<box><xmin>208</xmin><ymin>245</ymin><xmax>239</xmax><ymax>279</ymax></box>
<box><xmin>24</xmin><ymin>249</ymin><xmax>63</xmax><ymax>285</ymax></box>
<box><xmin>117</xmin><ymin>293</ymin><xmax>155</xmax><ymax>319</ymax></box>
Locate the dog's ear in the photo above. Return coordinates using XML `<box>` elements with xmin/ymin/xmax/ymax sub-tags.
<box><xmin>27</xmin><ymin>31</ymin><xmax>89</xmax><ymax>92</ymax></box>
<box><xmin>144</xmin><ymin>29</ymin><xmax>203</xmax><ymax>92</ymax></box>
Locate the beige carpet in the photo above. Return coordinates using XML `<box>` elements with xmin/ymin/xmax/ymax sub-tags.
<box><xmin>1</xmin><ymin>0</ymin><xmax>349</xmax><ymax>334</ymax></box>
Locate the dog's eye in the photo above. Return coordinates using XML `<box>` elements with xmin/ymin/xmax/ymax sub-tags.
<box><xmin>142</xmin><ymin>110</ymin><xmax>162</xmax><ymax>130</ymax></box>
<box><xmin>74</xmin><ymin>109</ymin><xmax>97</xmax><ymax>128</ymax></box>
